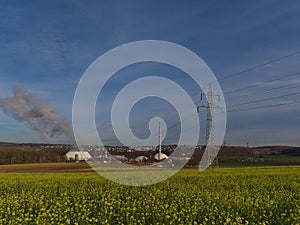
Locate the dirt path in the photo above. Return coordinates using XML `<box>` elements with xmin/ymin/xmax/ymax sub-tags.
<box><xmin>0</xmin><ymin>162</ymin><xmax>93</xmax><ymax>173</ymax></box>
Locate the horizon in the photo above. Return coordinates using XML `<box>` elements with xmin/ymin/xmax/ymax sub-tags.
<box><xmin>1</xmin><ymin>140</ymin><xmax>299</xmax><ymax>149</ymax></box>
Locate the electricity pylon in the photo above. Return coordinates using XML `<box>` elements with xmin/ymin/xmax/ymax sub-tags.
<box><xmin>197</xmin><ymin>82</ymin><xmax>222</xmax><ymax>167</ymax></box>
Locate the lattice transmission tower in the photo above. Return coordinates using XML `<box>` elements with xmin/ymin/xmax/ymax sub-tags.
<box><xmin>197</xmin><ymin>82</ymin><xmax>223</xmax><ymax>167</ymax></box>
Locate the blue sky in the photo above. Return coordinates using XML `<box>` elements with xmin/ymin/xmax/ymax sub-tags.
<box><xmin>0</xmin><ymin>0</ymin><xmax>300</xmax><ymax>146</ymax></box>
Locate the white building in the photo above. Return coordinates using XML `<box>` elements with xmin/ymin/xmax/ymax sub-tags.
<box><xmin>65</xmin><ymin>151</ymin><xmax>92</xmax><ymax>162</ymax></box>
<box><xmin>154</xmin><ymin>153</ymin><xmax>168</xmax><ymax>161</ymax></box>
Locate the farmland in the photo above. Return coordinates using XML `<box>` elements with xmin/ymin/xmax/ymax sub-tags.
<box><xmin>0</xmin><ymin>166</ymin><xmax>299</xmax><ymax>224</ymax></box>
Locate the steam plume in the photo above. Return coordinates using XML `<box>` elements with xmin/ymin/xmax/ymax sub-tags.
<box><xmin>0</xmin><ymin>85</ymin><xmax>72</xmax><ymax>141</ymax></box>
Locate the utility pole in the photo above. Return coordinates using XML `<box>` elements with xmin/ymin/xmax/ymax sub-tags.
<box><xmin>197</xmin><ymin>82</ymin><xmax>223</xmax><ymax>167</ymax></box>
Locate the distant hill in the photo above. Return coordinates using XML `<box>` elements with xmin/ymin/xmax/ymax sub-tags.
<box><xmin>254</xmin><ymin>146</ymin><xmax>300</xmax><ymax>156</ymax></box>
<box><xmin>0</xmin><ymin>142</ymin><xmax>21</xmax><ymax>146</ymax></box>
<box><xmin>186</xmin><ymin>145</ymin><xmax>300</xmax><ymax>166</ymax></box>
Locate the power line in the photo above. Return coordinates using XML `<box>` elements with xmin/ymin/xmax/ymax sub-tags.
<box><xmin>227</xmin><ymin>91</ymin><xmax>300</xmax><ymax>108</ymax></box>
<box><xmin>230</xmin><ymin>81</ymin><xmax>300</xmax><ymax>100</ymax></box>
<box><xmin>224</xmin><ymin>71</ymin><xmax>300</xmax><ymax>95</ymax></box>
<box><xmin>227</xmin><ymin>100</ymin><xmax>300</xmax><ymax>113</ymax></box>
<box><xmin>219</xmin><ymin>51</ymin><xmax>299</xmax><ymax>81</ymax></box>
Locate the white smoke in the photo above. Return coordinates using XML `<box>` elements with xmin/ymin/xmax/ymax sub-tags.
<box><xmin>0</xmin><ymin>85</ymin><xmax>72</xmax><ymax>141</ymax></box>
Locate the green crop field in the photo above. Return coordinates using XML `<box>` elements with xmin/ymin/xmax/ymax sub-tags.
<box><xmin>0</xmin><ymin>166</ymin><xmax>299</xmax><ymax>225</ymax></box>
